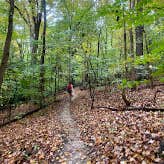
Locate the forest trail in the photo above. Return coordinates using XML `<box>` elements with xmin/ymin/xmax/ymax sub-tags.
<box><xmin>52</xmin><ymin>88</ymin><xmax>89</xmax><ymax>163</ymax></box>
<box><xmin>0</xmin><ymin>87</ymin><xmax>163</xmax><ymax>163</ymax></box>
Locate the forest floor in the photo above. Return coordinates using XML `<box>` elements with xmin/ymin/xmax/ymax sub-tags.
<box><xmin>0</xmin><ymin>86</ymin><xmax>164</xmax><ymax>163</ymax></box>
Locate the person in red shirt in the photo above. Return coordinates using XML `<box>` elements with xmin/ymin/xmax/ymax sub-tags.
<box><xmin>67</xmin><ymin>82</ymin><xmax>73</xmax><ymax>97</ymax></box>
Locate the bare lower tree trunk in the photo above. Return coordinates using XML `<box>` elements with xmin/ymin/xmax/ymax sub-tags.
<box><xmin>144</xmin><ymin>30</ymin><xmax>153</xmax><ymax>88</ymax></box>
<box><xmin>135</xmin><ymin>0</ymin><xmax>144</xmax><ymax>56</ymax></box>
<box><xmin>122</xmin><ymin>88</ymin><xmax>131</xmax><ymax>106</ymax></box>
<box><xmin>144</xmin><ymin>31</ymin><xmax>150</xmax><ymax>54</ymax></box>
<box><xmin>31</xmin><ymin>14</ymin><xmax>42</xmax><ymax>64</ymax></box>
<box><xmin>97</xmin><ymin>29</ymin><xmax>101</xmax><ymax>80</ymax></box>
<box><xmin>129</xmin><ymin>0</ymin><xmax>136</xmax><ymax>81</ymax></box>
<box><xmin>135</xmin><ymin>25</ymin><xmax>144</xmax><ymax>56</ymax></box>
<box><xmin>123</xmin><ymin>8</ymin><xmax>128</xmax><ymax>79</ymax></box>
<box><xmin>129</xmin><ymin>28</ymin><xmax>134</xmax><ymax>57</ymax></box>
<box><xmin>88</xmin><ymin>77</ymin><xmax>95</xmax><ymax>109</ymax></box>
<box><xmin>0</xmin><ymin>0</ymin><xmax>14</xmax><ymax>90</ymax></box>
<box><xmin>28</xmin><ymin>0</ymin><xmax>42</xmax><ymax>64</ymax></box>
<box><xmin>129</xmin><ymin>0</ymin><xmax>135</xmax><ymax>58</ymax></box>
<box><xmin>111</xmin><ymin>30</ymin><xmax>113</xmax><ymax>48</ymax></box>
<box><xmin>54</xmin><ymin>67</ymin><xmax>57</xmax><ymax>100</ymax></box>
<box><xmin>105</xmin><ymin>25</ymin><xmax>108</xmax><ymax>54</ymax></box>
<box><xmin>14</xmin><ymin>2</ymin><xmax>42</xmax><ymax>64</ymax></box>
<box><xmin>39</xmin><ymin>0</ymin><xmax>46</xmax><ymax>107</ymax></box>
<box><xmin>87</xmin><ymin>58</ymin><xmax>96</xmax><ymax>109</ymax></box>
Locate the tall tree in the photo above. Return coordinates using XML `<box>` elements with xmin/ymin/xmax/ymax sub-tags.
<box><xmin>123</xmin><ymin>6</ymin><xmax>127</xmax><ymax>78</ymax></box>
<box><xmin>29</xmin><ymin>0</ymin><xmax>42</xmax><ymax>64</ymax></box>
<box><xmin>14</xmin><ymin>0</ymin><xmax>42</xmax><ymax>64</ymax></box>
<box><xmin>135</xmin><ymin>0</ymin><xmax>144</xmax><ymax>56</ymax></box>
<box><xmin>129</xmin><ymin>0</ymin><xmax>135</xmax><ymax>58</ymax></box>
<box><xmin>39</xmin><ymin>0</ymin><xmax>46</xmax><ymax>107</ymax></box>
<box><xmin>0</xmin><ymin>0</ymin><xmax>14</xmax><ymax>89</ymax></box>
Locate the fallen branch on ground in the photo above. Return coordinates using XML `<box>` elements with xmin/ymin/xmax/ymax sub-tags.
<box><xmin>124</xmin><ymin>106</ymin><xmax>164</xmax><ymax>112</ymax></box>
<box><xmin>0</xmin><ymin>101</ymin><xmax>56</xmax><ymax>127</ymax></box>
<box><xmin>94</xmin><ymin>106</ymin><xmax>164</xmax><ymax>112</ymax></box>
<box><xmin>94</xmin><ymin>106</ymin><xmax>118</xmax><ymax>111</ymax></box>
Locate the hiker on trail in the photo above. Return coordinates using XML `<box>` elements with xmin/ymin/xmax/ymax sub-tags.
<box><xmin>67</xmin><ymin>82</ymin><xmax>73</xmax><ymax>97</ymax></box>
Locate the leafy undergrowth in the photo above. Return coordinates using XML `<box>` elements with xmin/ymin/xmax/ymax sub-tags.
<box><xmin>70</xmin><ymin>86</ymin><xmax>164</xmax><ymax>163</ymax></box>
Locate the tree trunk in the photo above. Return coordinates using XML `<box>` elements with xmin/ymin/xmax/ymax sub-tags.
<box><xmin>135</xmin><ymin>25</ymin><xmax>144</xmax><ymax>56</ymax></box>
<box><xmin>129</xmin><ymin>0</ymin><xmax>136</xmax><ymax>81</ymax></box>
<box><xmin>129</xmin><ymin>0</ymin><xmax>135</xmax><ymax>58</ymax></box>
<box><xmin>39</xmin><ymin>0</ymin><xmax>46</xmax><ymax>107</ymax></box>
<box><xmin>144</xmin><ymin>31</ymin><xmax>150</xmax><ymax>54</ymax></box>
<box><xmin>129</xmin><ymin>29</ymin><xmax>134</xmax><ymax>57</ymax></box>
<box><xmin>111</xmin><ymin>30</ymin><xmax>113</xmax><ymax>48</ymax></box>
<box><xmin>16</xmin><ymin>40</ymin><xmax>23</xmax><ymax>61</ymax></box>
<box><xmin>54</xmin><ymin>67</ymin><xmax>57</xmax><ymax>100</ymax></box>
<box><xmin>27</xmin><ymin>0</ymin><xmax>42</xmax><ymax>64</ymax></box>
<box><xmin>14</xmin><ymin>1</ymin><xmax>42</xmax><ymax>64</ymax></box>
<box><xmin>122</xmin><ymin>88</ymin><xmax>131</xmax><ymax>106</ymax></box>
<box><xmin>135</xmin><ymin>0</ymin><xmax>144</xmax><ymax>56</ymax></box>
<box><xmin>31</xmin><ymin>13</ymin><xmax>42</xmax><ymax>64</ymax></box>
<box><xmin>97</xmin><ymin>29</ymin><xmax>101</xmax><ymax>80</ymax></box>
<box><xmin>123</xmin><ymin>8</ymin><xmax>128</xmax><ymax>79</ymax></box>
<box><xmin>105</xmin><ymin>25</ymin><xmax>108</xmax><ymax>55</ymax></box>
<box><xmin>0</xmin><ymin>0</ymin><xmax>14</xmax><ymax>90</ymax></box>
<box><xmin>144</xmin><ymin>30</ymin><xmax>153</xmax><ymax>88</ymax></box>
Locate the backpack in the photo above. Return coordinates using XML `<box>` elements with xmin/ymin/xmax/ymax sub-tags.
<box><xmin>67</xmin><ymin>84</ymin><xmax>72</xmax><ymax>91</ymax></box>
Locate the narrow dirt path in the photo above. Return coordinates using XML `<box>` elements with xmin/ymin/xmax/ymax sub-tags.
<box><xmin>52</xmin><ymin>89</ymin><xmax>89</xmax><ymax>163</ymax></box>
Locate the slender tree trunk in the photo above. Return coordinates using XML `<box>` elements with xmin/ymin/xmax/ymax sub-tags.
<box><xmin>68</xmin><ymin>46</ymin><xmax>71</xmax><ymax>82</ymax></box>
<box><xmin>63</xmin><ymin>0</ymin><xmax>73</xmax><ymax>83</ymax></box>
<box><xmin>16</xmin><ymin>40</ymin><xmax>23</xmax><ymax>61</ymax></box>
<box><xmin>135</xmin><ymin>0</ymin><xmax>144</xmax><ymax>56</ymax></box>
<box><xmin>129</xmin><ymin>29</ymin><xmax>134</xmax><ymax>57</ymax></box>
<box><xmin>68</xmin><ymin>23</ymin><xmax>73</xmax><ymax>82</ymax></box>
<box><xmin>129</xmin><ymin>0</ymin><xmax>136</xmax><ymax>81</ymax></box>
<box><xmin>31</xmin><ymin>13</ymin><xmax>42</xmax><ymax>64</ymax></box>
<box><xmin>0</xmin><ymin>0</ymin><xmax>14</xmax><ymax>90</ymax></box>
<box><xmin>136</xmin><ymin>25</ymin><xmax>144</xmax><ymax>56</ymax></box>
<box><xmin>122</xmin><ymin>88</ymin><xmax>131</xmax><ymax>106</ymax></box>
<box><xmin>83</xmin><ymin>51</ymin><xmax>87</xmax><ymax>89</ymax></box>
<box><xmin>39</xmin><ymin>0</ymin><xmax>46</xmax><ymax>107</ymax></box>
<box><xmin>97</xmin><ymin>29</ymin><xmax>101</xmax><ymax>82</ymax></box>
<box><xmin>87</xmin><ymin>60</ymin><xmax>96</xmax><ymax>109</ymax></box>
<box><xmin>105</xmin><ymin>25</ymin><xmax>108</xmax><ymax>55</ymax></box>
<box><xmin>14</xmin><ymin>1</ymin><xmax>42</xmax><ymax>64</ymax></box>
<box><xmin>129</xmin><ymin>0</ymin><xmax>135</xmax><ymax>58</ymax></box>
<box><xmin>144</xmin><ymin>31</ymin><xmax>150</xmax><ymax>54</ymax></box>
<box><xmin>123</xmin><ymin>24</ymin><xmax>127</xmax><ymax>61</ymax></box>
<box><xmin>54</xmin><ymin>67</ymin><xmax>57</xmax><ymax>100</ymax></box>
<box><xmin>123</xmin><ymin>8</ymin><xmax>128</xmax><ymax>79</ymax></box>
<box><xmin>27</xmin><ymin>0</ymin><xmax>42</xmax><ymax>64</ymax></box>
<box><xmin>144</xmin><ymin>30</ymin><xmax>153</xmax><ymax>88</ymax></box>
<box><xmin>111</xmin><ymin>30</ymin><xmax>113</xmax><ymax>48</ymax></box>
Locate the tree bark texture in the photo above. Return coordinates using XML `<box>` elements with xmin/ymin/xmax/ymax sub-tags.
<box><xmin>0</xmin><ymin>0</ymin><xmax>14</xmax><ymax>90</ymax></box>
<box><xmin>135</xmin><ymin>0</ymin><xmax>144</xmax><ymax>56</ymax></box>
<box><xmin>39</xmin><ymin>0</ymin><xmax>46</xmax><ymax>107</ymax></box>
<box><xmin>129</xmin><ymin>0</ymin><xmax>135</xmax><ymax>58</ymax></box>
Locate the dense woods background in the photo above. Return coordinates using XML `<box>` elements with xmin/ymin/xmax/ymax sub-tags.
<box><xmin>0</xmin><ymin>0</ymin><xmax>164</xmax><ymax>124</ymax></box>
<box><xmin>0</xmin><ymin>0</ymin><xmax>164</xmax><ymax>163</ymax></box>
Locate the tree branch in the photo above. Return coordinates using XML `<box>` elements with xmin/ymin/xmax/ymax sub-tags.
<box><xmin>14</xmin><ymin>4</ymin><xmax>29</xmax><ymax>26</ymax></box>
<box><xmin>95</xmin><ymin>105</ymin><xmax>164</xmax><ymax>112</ymax></box>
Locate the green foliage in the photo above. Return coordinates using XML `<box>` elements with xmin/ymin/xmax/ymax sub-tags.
<box><xmin>159</xmin><ymin>77</ymin><xmax>164</xmax><ymax>83</ymax></box>
<box><xmin>119</xmin><ymin>79</ymin><xmax>140</xmax><ymax>90</ymax></box>
<box><xmin>0</xmin><ymin>0</ymin><xmax>163</xmax><ymax>107</ymax></box>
